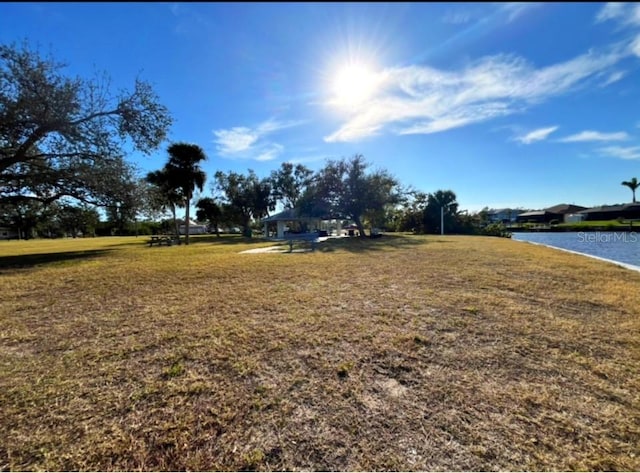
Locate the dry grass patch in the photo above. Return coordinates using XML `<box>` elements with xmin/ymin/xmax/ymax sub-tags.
<box><xmin>1</xmin><ymin>234</ymin><xmax>639</xmax><ymax>470</ymax></box>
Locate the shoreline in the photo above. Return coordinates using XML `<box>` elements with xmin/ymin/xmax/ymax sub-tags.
<box><xmin>514</xmin><ymin>238</ymin><xmax>640</xmax><ymax>273</ymax></box>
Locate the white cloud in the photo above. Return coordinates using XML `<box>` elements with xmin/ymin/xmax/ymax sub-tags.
<box><xmin>442</xmin><ymin>9</ymin><xmax>473</xmax><ymax>25</ymax></box>
<box><xmin>596</xmin><ymin>2</ymin><xmax>640</xmax><ymax>27</ymax></box>
<box><xmin>515</xmin><ymin>126</ymin><xmax>558</xmax><ymax>144</ymax></box>
<box><xmin>500</xmin><ymin>3</ymin><xmax>541</xmax><ymax>23</ymax></box>
<box><xmin>599</xmin><ymin>146</ymin><xmax>640</xmax><ymax>159</ymax></box>
<box><xmin>324</xmin><ymin>44</ymin><xmax>626</xmax><ymax>142</ymax></box>
<box><xmin>213</xmin><ymin>127</ymin><xmax>259</xmax><ymax>154</ymax></box>
<box><xmin>559</xmin><ymin>130</ymin><xmax>629</xmax><ymax>142</ymax></box>
<box><xmin>596</xmin><ymin>3</ymin><xmax>626</xmax><ymax>23</ymax></box>
<box><xmin>256</xmin><ymin>144</ymin><xmax>284</xmax><ymax>162</ymax></box>
<box><xmin>601</xmin><ymin>70</ymin><xmax>626</xmax><ymax>86</ymax></box>
<box><xmin>213</xmin><ymin>119</ymin><xmax>302</xmax><ymax>160</ymax></box>
<box><xmin>631</xmin><ymin>34</ymin><xmax>640</xmax><ymax>57</ymax></box>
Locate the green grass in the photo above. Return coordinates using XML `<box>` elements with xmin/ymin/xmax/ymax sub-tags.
<box><xmin>556</xmin><ymin>219</ymin><xmax>638</xmax><ymax>228</ymax></box>
<box><xmin>1</xmin><ymin>234</ymin><xmax>639</xmax><ymax>470</ymax></box>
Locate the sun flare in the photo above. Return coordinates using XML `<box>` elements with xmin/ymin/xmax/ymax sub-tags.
<box><xmin>332</xmin><ymin>63</ymin><xmax>379</xmax><ymax>107</ymax></box>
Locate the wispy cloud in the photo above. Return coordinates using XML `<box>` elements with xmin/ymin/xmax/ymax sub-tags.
<box><xmin>596</xmin><ymin>3</ymin><xmax>627</xmax><ymax>24</ymax></box>
<box><xmin>256</xmin><ymin>144</ymin><xmax>284</xmax><ymax>162</ymax></box>
<box><xmin>168</xmin><ymin>3</ymin><xmax>211</xmax><ymax>36</ymax></box>
<box><xmin>325</xmin><ymin>42</ymin><xmax>628</xmax><ymax>142</ymax></box>
<box><xmin>600</xmin><ymin>70</ymin><xmax>626</xmax><ymax>86</ymax></box>
<box><xmin>213</xmin><ymin>119</ymin><xmax>303</xmax><ymax>161</ymax></box>
<box><xmin>596</xmin><ymin>2</ymin><xmax>640</xmax><ymax>27</ymax></box>
<box><xmin>559</xmin><ymin>130</ymin><xmax>629</xmax><ymax>142</ymax></box>
<box><xmin>515</xmin><ymin>126</ymin><xmax>558</xmax><ymax>144</ymax></box>
<box><xmin>599</xmin><ymin>145</ymin><xmax>640</xmax><ymax>160</ymax></box>
<box><xmin>442</xmin><ymin>9</ymin><xmax>473</xmax><ymax>25</ymax></box>
<box><xmin>500</xmin><ymin>3</ymin><xmax>541</xmax><ymax>23</ymax></box>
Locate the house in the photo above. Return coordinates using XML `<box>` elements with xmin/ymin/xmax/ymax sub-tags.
<box><xmin>516</xmin><ymin>204</ymin><xmax>587</xmax><ymax>224</ymax></box>
<box><xmin>0</xmin><ymin>226</ymin><xmax>19</xmax><ymax>240</ymax></box>
<box><xmin>516</xmin><ymin>210</ymin><xmax>557</xmax><ymax>224</ymax></box>
<box><xmin>487</xmin><ymin>208</ymin><xmax>525</xmax><ymax>224</ymax></box>
<box><xmin>544</xmin><ymin>204</ymin><xmax>588</xmax><ymax>221</ymax></box>
<box><xmin>578</xmin><ymin>203</ymin><xmax>640</xmax><ymax>221</ymax></box>
<box><xmin>178</xmin><ymin>219</ymin><xmax>208</xmax><ymax>235</ymax></box>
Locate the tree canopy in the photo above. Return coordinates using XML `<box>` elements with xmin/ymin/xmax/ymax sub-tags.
<box><xmin>165</xmin><ymin>143</ymin><xmax>207</xmax><ymax>245</ymax></box>
<box><xmin>214</xmin><ymin>170</ymin><xmax>274</xmax><ymax>237</ymax></box>
<box><xmin>0</xmin><ymin>41</ymin><xmax>172</xmax><ymax>208</ymax></box>
<box><xmin>270</xmin><ymin>162</ymin><xmax>313</xmax><ymax>210</ymax></box>
<box><xmin>621</xmin><ymin>177</ymin><xmax>639</xmax><ymax>203</ymax></box>
<box><xmin>299</xmin><ymin>155</ymin><xmax>399</xmax><ymax>237</ymax></box>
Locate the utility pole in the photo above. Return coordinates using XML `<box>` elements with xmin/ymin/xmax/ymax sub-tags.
<box><xmin>441</xmin><ymin>206</ymin><xmax>444</xmax><ymax>236</ymax></box>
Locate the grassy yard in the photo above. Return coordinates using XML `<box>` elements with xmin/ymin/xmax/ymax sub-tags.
<box><xmin>1</xmin><ymin>234</ymin><xmax>639</xmax><ymax>471</ymax></box>
<box><xmin>556</xmin><ymin>220</ymin><xmax>638</xmax><ymax>229</ymax></box>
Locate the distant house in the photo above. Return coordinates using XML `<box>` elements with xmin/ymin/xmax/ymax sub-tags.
<box><xmin>178</xmin><ymin>220</ymin><xmax>208</xmax><ymax>235</ymax></box>
<box><xmin>516</xmin><ymin>204</ymin><xmax>587</xmax><ymax>224</ymax></box>
<box><xmin>578</xmin><ymin>203</ymin><xmax>640</xmax><ymax>221</ymax></box>
<box><xmin>544</xmin><ymin>204</ymin><xmax>588</xmax><ymax>219</ymax></box>
<box><xmin>516</xmin><ymin>210</ymin><xmax>557</xmax><ymax>224</ymax></box>
<box><xmin>487</xmin><ymin>208</ymin><xmax>524</xmax><ymax>224</ymax></box>
<box><xmin>0</xmin><ymin>226</ymin><xmax>18</xmax><ymax>240</ymax></box>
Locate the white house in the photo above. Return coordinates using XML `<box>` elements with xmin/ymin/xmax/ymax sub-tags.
<box><xmin>178</xmin><ymin>220</ymin><xmax>208</xmax><ymax>235</ymax></box>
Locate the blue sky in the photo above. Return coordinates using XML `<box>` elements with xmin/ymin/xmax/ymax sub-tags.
<box><xmin>2</xmin><ymin>2</ymin><xmax>640</xmax><ymax>212</ymax></box>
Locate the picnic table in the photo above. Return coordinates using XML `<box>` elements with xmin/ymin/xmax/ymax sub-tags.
<box><xmin>285</xmin><ymin>232</ymin><xmax>319</xmax><ymax>252</ymax></box>
<box><xmin>148</xmin><ymin>235</ymin><xmax>175</xmax><ymax>246</ymax></box>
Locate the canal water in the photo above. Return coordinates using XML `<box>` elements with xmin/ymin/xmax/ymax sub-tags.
<box><xmin>512</xmin><ymin>231</ymin><xmax>640</xmax><ymax>270</ymax></box>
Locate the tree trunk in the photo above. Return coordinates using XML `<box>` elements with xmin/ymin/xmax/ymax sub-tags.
<box><xmin>354</xmin><ymin>217</ymin><xmax>367</xmax><ymax>238</ymax></box>
<box><xmin>242</xmin><ymin>215</ymin><xmax>252</xmax><ymax>238</ymax></box>
<box><xmin>171</xmin><ymin>204</ymin><xmax>180</xmax><ymax>244</ymax></box>
<box><xmin>185</xmin><ymin>197</ymin><xmax>191</xmax><ymax>245</ymax></box>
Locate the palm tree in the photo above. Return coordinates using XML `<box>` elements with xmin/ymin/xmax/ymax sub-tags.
<box><xmin>146</xmin><ymin>167</ymin><xmax>183</xmax><ymax>239</ymax></box>
<box><xmin>166</xmin><ymin>143</ymin><xmax>207</xmax><ymax>245</ymax></box>
<box><xmin>621</xmin><ymin>177</ymin><xmax>639</xmax><ymax>203</ymax></box>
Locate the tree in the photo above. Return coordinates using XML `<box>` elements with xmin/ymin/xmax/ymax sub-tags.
<box><xmin>0</xmin><ymin>198</ymin><xmax>51</xmax><ymax>239</ymax></box>
<box><xmin>103</xmin><ymin>167</ymin><xmax>146</xmax><ymax>236</ymax></box>
<box><xmin>214</xmin><ymin>170</ymin><xmax>275</xmax><ymax>237</ymax></box>
<box><xmin>165</xmin><ymin>143</ymin><xmax>207</xmax><ymax>245</ymax></box>
<box><xmin>270</xmin><ymin>162</ymin><xmax>313</xmax><ymax>209</ymax></box>
<box><xmin>394</xmin><ymin>188</ymin><xmax>428</xmax><ymax>233</ymax></box>
<box><xmin>300</xmin><ymin>155</ymin><xmax>399</xmax><ymax>238</ymax></box>
<box><xmin>0</xmin><ymin>41</ymin><xmax>172</xmax><ymax>209</ymax></box>
<box><xmin>423</xmin><ymin>190</ymin><xmax>459</xmax><ymax>234</ymax></box>
<box><xmin>621</xmin><ymin>177</ymin><xmax>639</xmax><ymax>203</ymax></box>
<box><xmin>56</xmin><ymin>204</ymin><xmax>100</xmax><ymax>238</ymax></box>
<box><xmin>146</xmin><ymin>167</ymin><xmax>183</xmax><ymax>239</ymax></box>
<box><xmin>195</xmin><ymin>197</ymin><xmax>223</xmax><ymax>237</ymax></box>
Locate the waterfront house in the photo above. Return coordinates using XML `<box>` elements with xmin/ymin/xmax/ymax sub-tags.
<box><xmin>487</xmin><ymin>208</ymin><xmax>524</xmax><ymax>224</ymax></box>
<box><xmin>516</xmin><ymin>204</ymin><xmax>587</xmax><ymax>224</ymax></box>
<box><xmin>578</xmin><ymin>203</ymin><xmax>640</xmax><ymax>221</ymax></box>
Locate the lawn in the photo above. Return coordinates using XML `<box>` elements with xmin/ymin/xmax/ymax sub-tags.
<box><xmin>1</xmin><ymin>234</ymin><xmax>639</xmax><ymax>471</ymax></box>
<box><xmin>556</xmin><ymin>220</ymin><xmax>638</xmax><ymax>229</ymax></box>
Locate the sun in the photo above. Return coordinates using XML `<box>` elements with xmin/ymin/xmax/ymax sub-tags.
<box><xmin>332</xmin><ymin>63</ymin><xmax>379</xmax><ymax>107</ymax></box>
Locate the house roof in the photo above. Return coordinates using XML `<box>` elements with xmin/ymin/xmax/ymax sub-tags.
<box><xmin>545</xmin><ymin>204</ymin><xmax>587</xmax><ymax>214</ymax></box>
<box><xmin>517</xmin><ymin>210</ymin><xmax>550</xmax><ymax>217</ymax></box>
<box><xmin>488</xmin><ymin>208</ymin><xmax>525</xmax><ymax>215</ymax></box>
<box><xmin>579</xmin><ymin>203</ymin><xmax>640</xmax><ymax>214</ymax></box>
<box><xmin>261</xmin><ymin>208</ymin><xmax>322</xmax><ymax>222</ymax></box>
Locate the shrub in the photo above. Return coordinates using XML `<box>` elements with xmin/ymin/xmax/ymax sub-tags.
<box><xmin>481</xmin><ymin>223</ymin><xmax>512</xmax><ymax>238</ymax></box>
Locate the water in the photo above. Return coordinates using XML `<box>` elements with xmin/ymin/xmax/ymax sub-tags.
<box><xmin>512</xmin><ymin>231</ymin><xmax>640</xmax><ymax>270</ymax></box>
